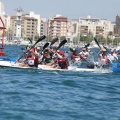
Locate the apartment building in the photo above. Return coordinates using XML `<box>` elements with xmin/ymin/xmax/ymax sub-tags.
<box><xmin>0</xmin><ymin>1</ymin><xmax>5</xmax><ymax>15</ymax></box>
<box><xmin>48</xmin><ymin>14</ymin><xmax>68</xmax><ymax>39</ymax></box>
<box><xmin>79</xmin><ymin>16</ymin><xmax>112</xmax><ymax>38</ymax></box>
<box><xmin>67</xmin><ymin>19</ymin><xmax>79</xmax><ymax>41</ymax></box>
<box><xmin>115</xmin><ymin>15</ymin><xmax>120</xmax><ymax>35</ymax></box>
<box><xmin>5</xmin><ymin>11</ymin><xmax>41</xmax><ymax>40</ymax></box>
<box><xmin>40</xmin><ymin>18</ymin><xmax>48</xmax><ymax>36</ymax></box>
<box><xmin>9</xmin><ymin>15</ymin><xmax>38</xmax><ymax>39</ymax></box>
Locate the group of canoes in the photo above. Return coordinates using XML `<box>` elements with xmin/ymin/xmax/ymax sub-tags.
<box><xmin>17</xmin><ymin>43</ymin><xmax>119</xmax><ymax>71</ymax></box>
<box><xmin>18</xmin><ymin>46</ymin><xmax>69</xmax><ymax>69</ymax></box>
<box><xmin>0</xmin><ymin>35</ymin><xmax>119</xmax><ymax>72</ymax></box>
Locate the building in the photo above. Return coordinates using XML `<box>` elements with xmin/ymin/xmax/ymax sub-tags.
<box><xmin>6</xmin><ymin>12</ymin><xmax>40</xmax><ymax>40</ymax></box>
<box><xmin>78</xmin><ymin>16</ymin><xmax>112</xmax><ymax>38</ymax></box>
<box><xmin>40</xmin><ymin>18</ymin><xmax>48</xmax><ymax>36</ymax></box>
<box><xmin>29</xmin><ymin>12</ymin><xmax>41</xmax><ymax>37</ymax></box>
<box><xmin>48</xmin><ymin>14</ymin><xmax>68</xmax><ymax>39</ymax></box>
<box><xmin>9</xmin><ymin>15</ymin><xmax>38</xmax><ymax>40</ymax></box>
<box><xmin>0</xmin><ymin>1</ymin><xmax>5</xmax><ymax>15</ymax></box>
<box><xmin>67</xmin><ymin>19</ymin><xmax>79</xmax><ymax>42</ymax></box>
<box><xmin>115</xmin><ymin>15</ymin><xmax>120</xmax><ymax>35</ymax></box>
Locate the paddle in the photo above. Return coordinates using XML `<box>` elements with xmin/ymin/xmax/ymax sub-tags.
<box><xmin>42</xmin><ymin>38</ymin><xmax>58</xmax><ymax>53</ymax></box>
<box><xmin>94</xmin><ymin>37</ymin><xmax>101</xmax><ymax>49</ymax></box>
<box><xmin>28</xmin><ymin>38</ymin><xmax>33</xmax><ymax>44</ymax></box>
<box><xmin>21</xmin><ymin>48</ymin><xmax>26</xmax><ymax>53</ymax></box>
<box><xmin>84</xmin><ymin>43</ymin><xmax>90</xmax><ymax>48</ymax></box>
<box><xmin>56</xmin><ymin>39</ymin><xmax>67</xmax><ymax>50</ymax></box>
<box><xmin>69</xmin><ymin>47</ymin><xmax>94</xmax><ymax>68</ymax></box>
<box><xmin>68</xmin><ymin>43</ymin><xmax>90</xmax><ymax>54</ymax></box>
<box><xmin>69</xmin><ymin>47</ymin><xmax>76</xmax><ymax>53</ymax></box>
<box><xmin>94</xmin><ymin>38</ymin><xmax>108</xmax><ymax>51</ymax></box>
<box><xmin>16</xmin><ymin>35</ymin><xmax>46</xmax><ymax>62</ymax></box>
<box><xmin>94</xmin><ymin>37</ymin><xmax>111</xmax><ymax>68</ymax></box>
<box><xmin>42</xmin><ymin>42</ymin><xmax>49</xmax><ymax>51</ymax></box>
<box><xmin>50</xmin><ymin>38</ymin><xmax>58</xmax><ymax>46</ymax></box>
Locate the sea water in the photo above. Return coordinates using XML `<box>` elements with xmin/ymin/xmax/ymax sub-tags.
<box><xmin>0</xmin><ymin>45</ymin><xmax>120</xmax><ymax>120</ymax></box>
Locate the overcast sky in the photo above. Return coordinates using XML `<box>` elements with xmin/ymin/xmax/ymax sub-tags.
<box><xmin>2</xmin><ymin>0</ymin><xmax>120</xmax><ymax>22</ymax></box>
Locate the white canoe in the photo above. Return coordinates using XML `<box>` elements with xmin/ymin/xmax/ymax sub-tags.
<box><xmin>0</xmin><ymin>61</ymin><xmax>30</xmax><ymax>68</ymax></box>
<box><xmin>0</xmin><ymin>60</ymin><xmax>94</xmax><ymax>72</ymax></box>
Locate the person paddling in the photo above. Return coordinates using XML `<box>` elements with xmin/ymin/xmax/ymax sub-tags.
<box><xmin>35</xmin><ymin>46</ymin><xmax>43</xmax><ymax>64</ymax></box>
<box><xmin>49</xmin><ymin>47</ymin><xmax>69</xmax><ymax>69</ymax></box>
<box><xmin>19</xmin><ymin>48</ymin><xmax>38</xmax><ymax>67</ymax></box>
<box><xmin>79</xmin><ymin>47</ymin><xmax>89</xmax><ymax>60</ymax></box>
<box><xmin>70</xmin><ymin>49</ymin><xmax>81</xmax><ymax>63</ymax></box>
<box><xmin>42</xmin><ymin>49</ymin><xmax>60</xmax><ymax>68</ymax></box>
<box><xmin>98</xmin><ymin>48</ymin><xmax>109</xmax><ymax>66</ymax></box>
<box><xmin>54</xmin><ymin>50</ymin><xmax>69</xmax><ymax>69</ymax></box>
<box><xmin>26</xmin><ymin>48</ymin><xmax>38</xmax><ymax>67</ymax></box>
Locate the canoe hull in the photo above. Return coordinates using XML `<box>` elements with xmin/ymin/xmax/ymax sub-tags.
<box><xmin>0</xmin><ymin>60</ymin><xmax>94</xmax><ymax>72</ymax></box>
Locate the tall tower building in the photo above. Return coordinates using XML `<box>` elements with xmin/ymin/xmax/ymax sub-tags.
<box><xmin>116</xmin><ymin>15</ymin><xmax>120</xmax><ymax>35</ymax></box>
<box><xmin>48</xmin><ymin>14</ymin><xmax>68</xmax><ymax>39</ymax></box>
<box><xmin>0</xmin><ymin>1</ymin><xmax>5</xmax><ymax>15</ymax></box>
<box><xmin>15</xmin><ymin>8</ymin><xmax>23</xmax><ymax>40</ymax></box>
<box><xmin>0</xmin><ymin>1</ymin><xmax>5</xmax><ymax>27</ymax></box>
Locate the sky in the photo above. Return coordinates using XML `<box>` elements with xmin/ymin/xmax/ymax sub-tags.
<box><xmin>1</xmin><ymin>0</ymin><xmax>120</xmax><ymax>22</ymax></box>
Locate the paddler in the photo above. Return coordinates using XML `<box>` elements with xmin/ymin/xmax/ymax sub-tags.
<box><xmin>98</xmin><ymin>48</ymin><xmax>109</xmax><ymax>66</ymax></box>
<box><xmin>47</xmin><ymin>47</ymin><xmax>69</xmax><ymax>69</ymax></box>
<box><xmin>26</xmin><ymin>48</ymin><xmax>38</xmax><ymax>67</ymax></box>
<box><xmin>70</xmin><ymin>49</ymin><xmax>81</xmax><ymax>63</ymax></box>
<box><xmin>54</xmin><ymin>50</ymin><xmax>69</xmax><ymax>69</ymax></box>
<box><xmin>79</xmin><ymin>47</ymin><xmax>89</xmax><ymax>60</ymax></box>
<box><xmin>18</xmin><ymin>48</ymin><xmax>38</xmax><ymax>67</ymax></box>
<box><xmin>107</xmin><ymin>49</ymin><xmax>118</xmax><ymax>63</ymax></box>
<box><xmin>42</xmin><ymin>49</ymin><xmax>60</xmax><ymax>68</ymax></box>
<box><xmin>35</xmin><ymin>46</ymin><xmax>43</xmax><ymax>64</ymax></box>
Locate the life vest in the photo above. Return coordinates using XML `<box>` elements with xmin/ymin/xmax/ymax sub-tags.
<box><xmin>100</xmin><ymin>55</ymin><xmax>108</xmax><ymax>64</ymax></box>
<box><xmin>71</xmin><ymin>54</ymin><xmax>80</xmax><ymax>63</ymax></box>
<box><xmin>55</xmin><ymin>57</ymin><xmax>69</xmax><ymax>69</ymax></box>
<box><xmin>26</xmin><ymin>55</ymin><xmax>38</xmax><ymax>67</ymax></box>
<box><xmin>79</xmin><ymin>51</ymin><xmax>89</xmax><ymax>60</ymax></box>
<box><xmin>43</xmin><ymin>55</ymin><xmax>54</xmax><ymax>63</ymax></box>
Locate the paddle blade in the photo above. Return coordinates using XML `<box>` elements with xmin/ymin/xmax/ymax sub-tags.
<box><xmin>35</xmin><ymin>35</ymin><xmax>46</xmax><ymax>45</ymax></box>
<box><xmin>94</xmin><ymin>37</ymin><xmax>101</xmax><ymax>49</ymax></box>
<box><xmin>43</xmin><ymin>43</ymin><xmax>49</xmax><ymax>51</ymax></box>
<box><xmin>50</xmin><ymin>38</ymin><xmax>58</xmax><ymax>46</ymax></box>
<box><xmin>103</xmin><ymin>46</ymin><xmax>107</xmax><ymax>51</ymax></box>
<box><xmin>28</xmin><ymin>38</ymin><xmax>33</xmax><ymax>44</ymax></box>
<box><xmin>57</xmin><ymin>39</ymin><xmax>67</xmax><ymax>50</ymax></box>
<box><xmin>85</xmin><ymin>43</ymin><xmax>90</xmax><ymax>48</ymax></box>
<box><xmin>69</xmin><ymin>47</ymin><xmax>76</xmax><ymax>52</ymax></box>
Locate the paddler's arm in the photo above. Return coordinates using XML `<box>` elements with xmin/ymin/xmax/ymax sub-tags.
<box><xmin>56</xmin><ymin>53</ymin><xmax>63</xmax><ymax>59</ymax></box>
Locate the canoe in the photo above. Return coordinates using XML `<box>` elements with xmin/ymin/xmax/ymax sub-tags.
<box><xmin>0</xmin><ymin>59</ymin><xmax>94</xmax><ymax>72</ymax></box>
<box><xmin>112</xmin><ymin>62</ymin><xmax>120</xmax><ymax>72</ymax></box>
<box><xmin>38</xmin><ymin>65</ymin><xmax>94</xmax><ymax>72</ymax></box>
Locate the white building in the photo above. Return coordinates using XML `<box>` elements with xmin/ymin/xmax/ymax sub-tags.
<box><xmin>79</xmin><ymin>16</ymin><xmax>112</xmax><ymax>38</ymax></box>
<box><xmin>29</xmin><ymin>12</ymin><xmax>41</xmax><ymax>36</ymax></box>
<box><xmin>40</xmin><ymin>18</ymin><xmax>48</xmax><ymax>36</ymax></box>
<box><xmin>48</xmin><ymin>14</ymin><xmax>68</xmax><ymax>39</ymax></box>
<box><xmin>0</xmin><ymin>1</ymin><xmax>5</xmax><ymax>38</ymax></box>
<box><xmin>67</xmin><ymin>19</ymin><xmax>79</xmax><ymax>41</ymax></box>
<box><xmin>0</xmin><ymin>1</ymin><xmax>5</xmax><ymax>15</ymax></box>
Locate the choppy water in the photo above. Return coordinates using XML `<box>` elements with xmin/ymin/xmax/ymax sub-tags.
<box><xmin>0</xmin><ymin>45</ymin><xmax>120</xmax><ymax>120</ymax></box>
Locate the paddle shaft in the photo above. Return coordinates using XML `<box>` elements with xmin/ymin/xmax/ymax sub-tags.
<box><xmin>94</xmin><ymin>38</ymin><xmax>101</xmax><ymax>49</ymax></box>
<box><xmin>16</xmin><ymin>35</ymin><xmax>46</xmax><ymax>62</ymax></box>
<box><xmin>42</xmin><ymin>42</ymin><xmax>49</xmax><ymax>51</ymax></box>
<box><xmin>50</xmin><ymin>38</ymin><xmax>58</xmax><ymax>46</ymax></box>
<box><xmin>57</xmin><ymin>39</ymin><xmax>67</xmax><ymax>50</ymax></box>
